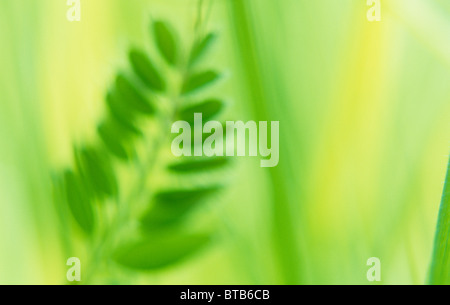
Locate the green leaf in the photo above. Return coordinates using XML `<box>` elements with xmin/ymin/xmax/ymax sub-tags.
<box><xmin>168</xmin><ymin>157</ymin><xmax>229</xmax><ymax>173</ymax></box>
<box><xmin>98</xmin><ymin>122</ymin><xmax>130</xmax><ymax>160</ymax></box>
<box><xmin>182</xmin><ymin>70</ymin><xmax>221</xmax><ymax>95</ymax></box>
<box><xmin>113</xmin><ymin>231</ymin><xmax>212</xmax><ymax>270</ymax></box>
<box><xmin>153</xmin><ymin>21</ymin><xmax>178</xmax><ymax>66</ymax></box>
<box><xmin>429</xmin><ymin>158</ymin><xmax>450</xmax><ymax>284</ymax></box>
<box><xmin>115</xmin><ymin>74</ymin><xmax>154</xmax><ymax>115</ymax></box>
<box><xmin>140</xmin><ymin>201</ymin><xmax>198</xmax><ymax>228</ymax></box>
<box><xmin>141</xmin><ymin>185</ymin><xmax>222</xmax><ymax>228</ymax></box>
<box><xmin>178</xmin><ymin>98</ymin><xmax>225</xmax><ymax>124</ymax></box>
<box><xmin>74</xmin><ymin>146</ymin><xmax>117</xmax><ymax>199</ymax></box>
<box><xmin>106</xmin><ymin>91</ymin><xmax>142</xmax><ymax>137</ymax></box>
<box><xmin>154</xmin><ymin>185</ymin><xmax>222</xmax><ymax>205</ymax></box>
<box><xmin>63</xmin><ymin>170</ymin><xmax>95</xmax><ymax>234</ymax></box>
<box><xmin>188</xmin><ymin>32</ymin><xmax>217</xmax><ymax>67</ymax></box>
<box><xmin>129</xmin><ymin>49</ymin><xmax>165</xmax><ymax>91</ymax></box>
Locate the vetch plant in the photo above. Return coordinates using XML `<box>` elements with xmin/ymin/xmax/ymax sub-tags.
<box><xmin>53</xmin><ymin>16</ymin><xmax>232</xmax><ymax>283</ymax></box>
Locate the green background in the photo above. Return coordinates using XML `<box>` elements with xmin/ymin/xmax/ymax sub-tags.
<box><xmin>0</xmin><ymin>0</ymin><xmax>449</xmax><ymax>284</ymax></box>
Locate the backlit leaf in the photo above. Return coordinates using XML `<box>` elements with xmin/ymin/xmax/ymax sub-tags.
<box><xmin>181</xmin><ymin>70</ymin><xmax>220</xmax><ymax>95</ymax></box>
<box><xmin>153</xmin><ymin>21</ymin><xmax>178</xmax><ymax>66</ymax></box>
<box><xmin>116</xmin><ymin>74</ymin><xmax>154</xmax><ymax>115</ymax></box>
<box><xmin>141</xmin><ymin>185</ymin><xmax>222</xmax><ymax>228</ymax></box>
<box><xmin>129</xmin><ymin>49</ymin><xmax>165</xmax><ymax>91</ymax></box>
<box><xmin>74</xmin><ymin>146</ymin><xmax>117</xmax><ymax>199</ymax></box>
<box><xmin>106</xmin><ymin>91</ymin><xmax>141</xmax><ymax>136</ymax></box>
<box><xmin>154</xmin><ymin>185</ymin><xmax>222</xmax><ymax>205</ymax></box>
<box><xmin>63</xmin><ymin>170</ymin><xmax>95</xmax><ymax>234</ymax></box>
<box><xmin>188</xmin><ymin>32</ymin><xmax>217</xmax><ymax>67</ymax></box>
<box><xmin>168</xmin><ymin>157</ymin><xmax>229</xmax><ymax>173</ymax></box>
<box><xmin>98</xmin><ymin>122</ymin><xmax>130</xmax><ymax>160</ymax></box>
<box><xmin>178</xmin><ymin>98</ymin><xmax>225</xmax><ymax>124</ymax></box>
<box><xmin>113</xmin><ymin>231</ymin><xmax>212</xmax><ymax>270</ymax></box>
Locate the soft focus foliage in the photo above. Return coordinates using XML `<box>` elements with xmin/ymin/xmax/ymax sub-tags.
<box><xmin>0</xmin><ymin>0</ymin><xmax>449</xmax><ymax>284</ymax></box>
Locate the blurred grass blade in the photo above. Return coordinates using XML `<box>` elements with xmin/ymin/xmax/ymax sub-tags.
<box><xmin>168</xmin><ymin>157</ymin><xmax>229</xmax><ymax>173</ymax></box>
<box><xmin>178</xmin><ymin>98</ymin><xmax>224</xmax><ymax>124</ymax></box>
<box><xmin>153</xmin><ymin>21</ymin><xmax>178</xmax><ymax>66</ymax></box>
<box><xmin>63</xmin><ymin>170</ymin><xmax>95</xmax><ymax>234</ymax></box>
<box><xmin>181</xmin><ymin>70</ymin><xmax>220</xmax><ymax>95</ymax></box>
<box><xmin>429</xmin><ymin>158</ymin><xmax>450</xmax><ymax>284</ymax></box>
<box><xmin>113</xmin><ymin>231</ymin><xmax>212</xmax><ymax>270</ymax></box>
<box><xmin>188</xmin><ymin>32</ymin><xmax>217</xmax><ymax>67</ymax></box>
<box><xmin>129</xmin><ymin>49</ymin><xmax>165</xmax><ymax>91</ymax></box>
<box><xmin>227</xmin><ymin>0</ymin><xmax>303</xmax><ymax>284</ymax></box>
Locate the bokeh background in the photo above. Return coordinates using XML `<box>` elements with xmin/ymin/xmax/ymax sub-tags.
<box><xmin>0</xmin><ymin>0</ymin><xmax>449</xmax><ymax>285</ymax></box>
